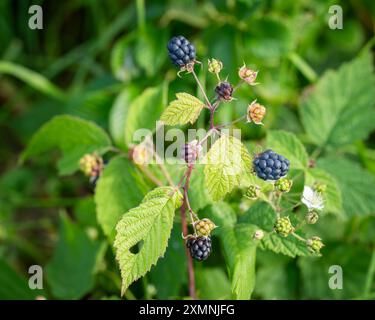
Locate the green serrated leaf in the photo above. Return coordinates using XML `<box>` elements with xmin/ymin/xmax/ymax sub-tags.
<box><xmin>46</xmin><ymin>215</ymin><xmax>102</xmax><ymax>299</ymax></box>
<box><xmin>266</xmin><ymin>130</ymin><xmax>308</xmax><ymax>170</ymax></box>
<box><xmin>318</xmin><ymin>157</ymin><xmax>375</xmax><ymax>216</ymax></box>
<box><xmin>114</xmin><ymin>187</ymin><xmax>182</xmax><ymax>295</ymax></box>
<box><xmin>94</xmin><ymin>156</ymin><xmax>150</xmax><ymax>241</ymax></box>
<box><xmin>305</xmin><ymin>168</ymin><xmax>343</xmax><ymax>215</ymax></box>
<box><xmin>196</xmin><ymin>268</ymin><xmax>232</xmax><ymax>300</ymax></box>
<box><xmin>205</xmin><ymin>202</ymin><xmax>237</xmax><ymax>228</ymax></box>
<box><xmin>160</xmin><ymin>92</ymin><xmax>205</xmax><ymax>126</ymax></box>
<box><xmin>204</xmin><ymin>135</ymin><xmax>252</xmax><ymax>201</ymax></box>
<box><xmin>239</xmin><ymin>201</ymin><xmax>277</xmax><ymax>232</ymax></box>
<box><xmin>299</xmin><ymin>244</ymin><xmax>372</xmax><ymax>299</ymax></box>
<box><xmin>300</xmin><ymin>51</ymin><xmax>375</xmax><ymax>148</ymax></box>
<box><xmin>260</xmin><ymin>233</ymin><xmax>313</xmax><ymax>258</ymax></box>
<box><xmin>220</xmin><ymin>224</ymin><xmax>258</xmax><ymax>299</ymax></box>
<box><xmin>188</xmin><ymin>165</ymin><xmax>212</xmax><ymax>211</ymax></box>
<box><xmin>0</xmin><ymin>258</ymin><xmax>40</xmax><ymax>300</ymax></box>
<box><xmin>21</xmin><ymin>115</ymin><xmax>111</xmax><ymax>175</ymax></box>
<box><xmin>124</xmin><ymin>85</ymin><xmax>165</xmax><ymax>145</ymax></box>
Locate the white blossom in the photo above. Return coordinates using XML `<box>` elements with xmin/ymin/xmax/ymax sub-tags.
<box><xmin>301</xmin><ymin>186</ymin><xmax>324</xmax><ymax>211</ymax></box>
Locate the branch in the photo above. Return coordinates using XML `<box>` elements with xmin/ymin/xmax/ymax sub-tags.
<box><xmin>180</xmin><ymin>164</ymin><xmax>197</xmax><ymax>299</ymax></box>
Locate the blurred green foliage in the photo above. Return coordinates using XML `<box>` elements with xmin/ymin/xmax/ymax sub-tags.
<box><xmin>1</xmin><ymin>0</ymin><xmax>375</xmax><ymax>300</ymax></box>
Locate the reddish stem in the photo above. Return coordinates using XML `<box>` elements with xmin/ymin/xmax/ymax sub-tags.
<box><xmin>180</xmin><ymin>164</ymin><xmax>197</xmax><ymax>299</ymax></box>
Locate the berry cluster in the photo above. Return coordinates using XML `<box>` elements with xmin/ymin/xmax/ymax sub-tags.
<box><xmin>274</xmin><ymin>216</ymin><xmax>294</xmax><ymax>237</ymax></box>
<box><xmin>186</xmin><ymin>236</ymin><xmax>212</xmax><ymax>261</ymax></box>
<box><xmin>253</xmin><ymin>149</ymin><xmax>290</xmax><ymax>181</ymax></box>
<box><xmin>167</xmin><ymin>36</ymin><xmax>196</xmax><ymax>67</ymax></box>
<box><xmin>215</xmin><ymin>81</ymin><xmax>233</xmax><ymax>101</ymax></box>
<box><xmin>274</xmin><ymin>178</ymin><xmax>293</xmax><ymax>193</ymax></box>
<box><xmin>194</xmin><ymin>219</ymin><xmax>216</xmax><ymax>237</ymax></box>
<box><xmin>307</xmin><ymin>236</ymin><xmax>324</xmax><ymax>254</ymax></box>
<box><xmin>79</xmin><ymin>153</ymin><xmax>104</xmax><ymax>187</ymax></box>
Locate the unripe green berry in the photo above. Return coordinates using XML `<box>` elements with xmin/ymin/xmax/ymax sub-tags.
<box><xmin>208</xmin><ymin>58</ymin><xmax>223</xmax><ymax>75</ymax></box>
<box><xmin>274</xmin><ymin>216</ymin><xmax>294</xmax><ymax>237</ymax></box>
<box><xmin>245</xmin><ymin>185</ymin><xmax>260</xmax><ymax>200</ymax></box>
<box><xmin>274</xmin><ymin>178</ymin><xmax>293</xmax><ymax>193</ymax></box>
<box><xmin>194</xmin><ymin>218</ymin><xmax>216</xmax><ymax>236</ymax></box>
<box><xmin>314</xmin><ymin>182</ymin><xmax>327</xmax><ymax>194</ymax></box>
<box><xmin>307</xmin><ymin>236</ymin><xmax>324</xmax><ymax>254</ymax></box>
<box><xmin>306</xmin><ymin>211</ymin><xmax>319</xmax><ymax>224</ymax></box>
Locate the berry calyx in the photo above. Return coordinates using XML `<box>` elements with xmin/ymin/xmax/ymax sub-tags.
<box><xmin>307</xmin><ymin>236</ymin><xmax>324</xmax><ymax>254</ymax></box>
<box><xmin>186</xmin><ymin>235</ymin><xmax>212</xmax><ymax>261</ymax></box>
<box><xmin>253</xmin><ymin>149</ymin><xmax>290</xmax><ymax>181</ymax></box>
<box><xmin>306</xmin><ymin>211</ymin><xmax>319</xmax><ymax>224</ymax></box>
<box><xmin>238</xmin><ymin>64</ymin><xmax>258</xmax><ymax>85</ymax></box>
<box><xmin>181</xmin><ymin>140</ymin><xmax>202</xmax><ymax>164</ymax></box>
<box><xmin>274</xmin><ymin>216</ymin><xmax>294</xmax><ymax>237</ymax></box>
<box><xmin>244</xmin><ymin>185</ymin><xmax>260</xmax><ymax>200</ymax></box>
<box><xmin>274</xmin><ymin>178</ymin><xmax>293</xmax><ymax>193</ymax></box>
<box><xmin>167</xmin><ymin>36</ymin><xmax>196</xmax><ymax>68</ymax></box>
<box><xmin>194</xmin><ymin>218</ymin><xmax>216</xmax><ymax>236</ymax></box>
<box><xmin>215</xmin><ymin>81</ymin><xmax>233</xmax><ymax>101</ymax></box>
<box><xmin>79</xmin><ymin>153</ymin><xmax>104</xmax><ymax>177</ymax></box>
<box><xmin>247</xmin><ymin>101</ymin><xmax>266</xmax><ymax>125</ymax></box>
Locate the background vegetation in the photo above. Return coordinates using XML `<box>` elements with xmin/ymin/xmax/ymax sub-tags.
<box><xmin>1</xmin><ymin>0</ymin><xmax>375</xmax><ymax>300</ymax></box>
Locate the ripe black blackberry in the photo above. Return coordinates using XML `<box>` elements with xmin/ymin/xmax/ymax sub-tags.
<box><xmin>167</xmin><ymin>36</ymin><xmax>196</xmax><ymax>67</ymax></box>
<box><xmin>253</xmin><ymin>149</ymin><xmax>290</xmax><ymax>181</ymax></box>
<box><xmin>186</xmin><ymin>236</ymin><xmax>212</xmax><ymax>261</ymax></box>
<box><xmin>215</xmin><ymin>81</ymin><xmax>233</xmax><ymax>100</ymax></box>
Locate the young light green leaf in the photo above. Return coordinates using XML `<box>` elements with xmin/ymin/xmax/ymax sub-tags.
<box><xmin>160</xmin><ymin>92</ymin><xmax>205</xmax><ymax>126</ymax></box>
<box><xmin>94</xmin><ymin>156</ymin><xmax>150</xmax><ymax>241</ymax></box>
<box><xmin>205</xmin><ymin>202</ymin><xmax>237</xmax><ymax>228</ymax></box>
<box><xmin>46</xmin><ymin>214</ymin><xmax>102</xmax><ymax>299</ymax></box>
<box><xmin>21</xmin><ymin>115</ymin><xmax>112</xmax><ymax>175</ymax></box>
<box><xmin>260</xmin><ymin>233</ymin><xmax>313</xmax><ymax>258</ymax></box>
<box><xmin>305</xmin><ymin>168</ymin><xmax>343</xmax><ymax>215</ymax></box>
<box><xmin>204</xmin><ymin>134</ymin><xmax>252</xmax><ymax>201</ymax></box>
<box><xmin>114</xmin><ymin>187</ymin><xmax>182</xmax><ymax>295</ymax></box>
<box><xmin>317</xmin><ymin>157</ymin><xmax>375</xmax><ymax>217</ymax></box>
<box><xmin>124</xmin><ymin>85</ymin><xmax>166</xmax><ymax>145</ymax></box>
<box><xmin>300</xmin><ymin>51</ymin><xmax>375</xmax><ymax>148</ymax></box>
<box><xmin>266</xmin><ymin>130</ymin><xmax>308</xmax><ymax>170</ymax></box>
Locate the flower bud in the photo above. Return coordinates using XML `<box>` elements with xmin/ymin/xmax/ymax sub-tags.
<box><xmin>246</xmin><ymin>100</ymin><xmax>266</xmax><ymax>124</ymax></box>
<box><xmin>245</xmin><ymin>185</ymin><xmax>260</xmax><ymax>200</ymax></box>
<box><xmin>307</xmin><ymin>236</ymin><xmax>324</xmax><ymax>254</ymax></box>
<box><xmin>253</xmin><ymin>229</ymin><xmax>264</xmax><ymax>240</ymax></box>
<box><xmin>274</xmin><ymin>178</ymin><xmax>293</xmax><ymax>193</ymax></box>
<box><xmin>238</xmin><ymin>64</ymin><xmax>258</xmax><ymax>85</ymax></box>
<box><xmin>306</xmin><ymin>211</ymin><xmax>319</xmax><ymax>224</ymax></box>
<box><xmin>208</xmin><ymin>58</ymin><xmax>223</xmax><ymax>75</ymax></box>
<box><xmin>79</xmin><ymin>153</ymin><xmax>104</xmax><ymax>177</ymax></box>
